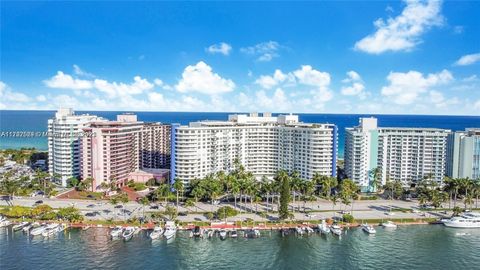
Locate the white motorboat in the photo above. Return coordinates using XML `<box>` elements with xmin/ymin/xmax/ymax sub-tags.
<box><xmin>231</xmin><ymin>230</ymin><xmax>238</xmax><ymax>238</ymax></box>
<box><xmin>149</xmin><ymin>226</ymin><xmax>164</xmax><ymax>240</ymax></box>
<box><xmin>110</xmin><ymin>226</ymin><xmax>124</xmax><ymax>238</ymax></box>
<box><xmin>318</xmin><ymin>220</ymin><xmax>330</xmax><ymax>235</ymax></box>
<box><xmin>219</xmin><ymin>229</ymin><xmax>227</xmax><ymax>240</ymax></box>
<box><xmin>24</xmin><ymin>222</ymin><xmax>40</xmax><ymax>233</ymax></box>
<box><xmin>0</xmin><ymin>220</ymin><xmax>11</xmax><ymax>227</ymax></box>
<box><xmin>42</xmin><ymin>223</ymin><xmax>60</xmax><ymax>237</ymax></box>
<box><xmin>443</xmin><ymin>212</ymin><xmax>480</xmax><ymax>228</ymax></box>
<box><xmin>362</xmin><ymin>224</ymin><xmax>376</xmax><ymax>234</ymax></box>
<box><xmin>253</xmin><ymin>229</ymin><xmax>260</xmax><ymax>238</ymax></box>
<box><xmin>304</xmin><ymin>226</ymin><xmax>314</xmax><ymax>234</ymax></box>
<box><xmin>30</xmin><ymin>225</ymin><xmax>47</xmax><ymax>236</ymax></box>
<box><xmin>0</xmin><ymin>215</ymin><xmax>5</xmax><ymax>222</ymax></box>
<box><xmin>207</xmin><ymin>230</ymin><xmax>214</xmax><ymax>238</ymax></box>
<box><xmin>12</xmin><ymin>222</ymin><xmax>30</xmax><ymax>231</ymax></box>
<box><xmin>295</xmin><ymin>227</ymin><xmax>304</xmax><ymax>235</ymax></box>
<box><xmin>330</xmin><ymin>224</ymin><xmax>342</xmax><ymax>236</ymax></box>
<box><xmin>193</xmin><ymin>226</ymin><xmax>203</xmax><ymax>238</ymax></box>
<box><xmin>163</xmin><ymin>221</ymin><xmax>177</xmax><ymax>240</ymax></box>
<box><xmin>381</xmin><ymin>221</ymin><xmax>398</xmax><ymax>229</ymax></box>
<box><xmin>122</xmin><ymin>227</ymin><xmax>135</xmax><ymax>241</ymax></box>
<box><xmin>57</xmin><ymin>223</ymin><xmax>69</xmax><ymax>233</ymax></box>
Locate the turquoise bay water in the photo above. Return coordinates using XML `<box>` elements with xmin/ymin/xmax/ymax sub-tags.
<box><xmin>1</xmin><ymin>225</ymin><xmax>479</xmax><ymax>270</ymax></box>
<box><xmin>1</xmin><ymin>110</ymin><xmax>479</xmax><ymax>158</ymax></box>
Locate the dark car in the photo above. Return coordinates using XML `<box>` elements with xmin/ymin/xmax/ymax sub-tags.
<box><xmin>86</xmin><ymin>195</ymin><xmax>95</xmax><ymax>199</ymax></box>
<box><xmin>114</xmin><ymin>205</ymin><xmax>123</xmax><ymax>209</ymax></box>
<box><xmin>35</xmin><ymin>200</ymin><xmax>43</xmax><ymax>204</ymax></box>
<box><xmin>86</xmin><ymin>204</ymin><xmax>95</xmax><ymax>208</ymax></box>
<box><xmin>149</xmin><ymin>205</ymin><xmax>159</xmax><ymax>209</ymax></box>
<box><xmin>178</xmin><ymin>212</ymin><xmax>188</xmax><ymax>216</ymax></box>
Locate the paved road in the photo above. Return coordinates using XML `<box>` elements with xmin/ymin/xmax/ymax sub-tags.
<box><xmin>0</xmin><ymin>196</ymin><xmax>451</xmax><ymax>222</ymax></box>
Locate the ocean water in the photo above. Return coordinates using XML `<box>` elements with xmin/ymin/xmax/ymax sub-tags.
<box><xmin>1</xmin><ymin>225</ymin><xmax>480</xmax><ymax>270</ymax></box>
<box><xmin>1</xmin><ymin>110</ymin><xmax>479</xmax><ymax>158</ymax></box>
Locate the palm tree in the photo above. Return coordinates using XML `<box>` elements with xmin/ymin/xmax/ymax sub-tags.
<box><xmin>173</xmin><ymin>178</ymin><xmax>184</xmax><ymax>213</ymax></box>
<box><xmin>371</xmin><ymin>167</ymin><xmax>381</xmax><ymax>193</ymax></box>
<box><xmin>139</xmin><ymin>197</ymin><xmax>149</xmax><ymax>222</ymax></box>
<box><xmin>290</xmin><ymin>171</ymin><xmax>301</xmax><ymax>212</ymax></box>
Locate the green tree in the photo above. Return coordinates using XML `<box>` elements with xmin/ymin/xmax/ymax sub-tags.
<box><xmin>164</xmin><ymin>205</ymin><xmax>177</xmax><ymax>220</ymax></box>
<box><xmin>278</xmin><ymin>170</ymin><xmax>291</xmax><ymax>220</ymax></box>
<box><xmin>57</xmin><ymin>206</ymin><xmax>84</xmax><ymax>222</ymax></box>
<box><xmin>138</xmin><ymin>196</ymin><xmax>150</xmax><ymax>222</ymax></box>
<box><xmin>173</xmin><ymin>178</ymin><xmax>184</xmax><ymax>213</ymax></box>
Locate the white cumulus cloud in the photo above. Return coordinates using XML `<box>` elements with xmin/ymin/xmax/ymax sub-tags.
<box><xmin>175</xmin><ymin>61</ymin><xmax>235</xmax><ymax>94</ymax></box>
<box><xmin>381</xmin><ymin>69</ymin><xmax>453</xmax><ymax>105</ymax></box>
<box><xmin>293</xmin><ymin>65</ymin><xmax>331</xmax><ymax>88</ymax></box>
<box><xmin>355</xmin><ymin>0</ymin><xmax>444</xmax><ymax>54</ymax></box>
<box><xmin>454</xmin><ymin>53</ymin><xmax>480</xmax><ymax>66</ymax></box>
<box><xmin>44</xmin><ymin>71</ymin><xmax>93</xmax><ymax>90</ymax></box>
<box><xmin>206</xmin><ymin>42</ymin><xmax>232</xmax><ymax>55</ymax></box>
<box><xmin>255</xmin><ymin>69</ymin><xmax>293</xmax><ymax>89</ymax></box>
<box><xmin>93</xmin><ymin>76</ymin><xmax>154</xmax><ymax>98</ymax></box>
<box><xmin>341</xmin><ymin>70</ymin><xmax>366</xmax><ymax>97</ymax></box>
<box><xmin>241</xmin><ymin>41</ymin><xmax>282</xmax><ymax>62</ymax></box>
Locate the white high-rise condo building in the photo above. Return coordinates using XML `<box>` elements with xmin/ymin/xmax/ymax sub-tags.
<box><xmin>48</xmin><ymin>108</ymin><xmax>105</xmax><ymax>187</ymax></box>
<box><xmin>171</xmin><ymin>113</ymin><xmax>338</xmax><ymax>185</ymax></box>
<box><xmin>446</xmin><ymin>129</ymin><xmax>480</xmax><ymax>180</ymax></box>
<box><xmin>345</xmin><ymin>117</ymin><xmax>450</xmax><ymax>191</ymax></box>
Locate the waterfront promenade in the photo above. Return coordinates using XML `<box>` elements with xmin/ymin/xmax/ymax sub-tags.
<box><xmin>0</xmin><ymin>196</ymin><xmax>449</xmax><ymax>223</ymax></box>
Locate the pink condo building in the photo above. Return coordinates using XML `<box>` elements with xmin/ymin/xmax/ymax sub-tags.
<box><xmin>80</xmin><ymin>114</ymin><xmax>170</xmax><ymax>191</ymax></box>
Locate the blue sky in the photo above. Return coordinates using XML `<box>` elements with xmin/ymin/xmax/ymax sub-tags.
<box><xmin>1</xmin><ymin>1</ymin><xmax>479</xmax><ymax>115</ymax></box>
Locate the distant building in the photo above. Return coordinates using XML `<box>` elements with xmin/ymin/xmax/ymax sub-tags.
<box><xmin>80</xmin><ymin>114</ymin><xmax>171</xmax><ymax>191</ymax></box>
<box><xmin>345</xmin><ymin>117</ymin><xmax>450</xmax><ymax>191</ymax></box>
<box><xmin>48</xmin><ymin>108</ymin><xmax>105</xmax><ymax>187</ymax></box>
<box><xmin>446</xmin><ymin>129</ymin><xmax>480</xmax><ymax>180</ymax></box>
<box><xmin>171</xmin><ymin>113</ymin><xmax>337</xmax><ymax>185</ymax></box>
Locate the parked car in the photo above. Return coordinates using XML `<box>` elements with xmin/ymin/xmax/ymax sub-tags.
<box><xmin>149</xmin><ymin>205</ymin><xmax>159</xmax><ymax>209</ymax></box>
<box><xmin>35</xmin><ymin>200</ymin><xmax>43</xmax><ymax>204</ymax></box>
<box><xmin>87</xmin><ymin>204</ymin><xmax>96</xmax><ymax>208</ymax></box>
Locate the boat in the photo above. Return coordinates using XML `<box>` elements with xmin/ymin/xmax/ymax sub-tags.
<box><xmin>304</xmin><ymin>226</ymin><xmax>314</xmax><ymax>234</ymax></box>
<box><xmin>150</xmin><ymin>226</ymin><xmax>164</xmax><ymax>240</ymax></box>
<box><xmin>30</xmin><ymin>225</ymin><xmax>47</xmax><ymax>236</ymax></box>
<box><xmin>231</xmin><ymin>230</ymin><xmax>238</xmax><ymax>238</ymax></box>
<box><xmin>57</xmin><ymin>223</ymin><xmax>69</xmax><ymax>233</ymax></box>
<box><xmin>253</xmin><ymin>229</ymin><xmax>260</xmax><ymax>238</ymax></box>
<box><xmin>443</xmin><ymin>212</ymin><xmax>480</xmax><ymax>228</ymax></box>
<box><xmin>295</xmin><ymin>227</ymin><xmax>304</xmax><ymax>235</ymax></box>
<box><xmin>110</xmin><ymin>226</ymin><xmax>124</xmax><ymax>238</ymax></box>
<box><xmin>42</xmin><ymin>223</ymin><xmax>60</xmax><ymax>237</ymax></box>
<box><xmin>318</xmin><ymin>220</ymin><xmax>330</xmax><ymax>235</ymax></box>
<box><xmin>330</xmin><ymin>224</ymin><xmax>342</xmax><ymax>236</ymax></box>
<box><xmin>0</xmin><ymin>219</ymin><xmax>11</xmax><ymax>227</ymax></box>
<box><xmin>23</xmin><ymin>222</ymin><xmax>39</xmax><ymax>233</ymax></box>
<box><xmin>193</xmin><ymin>226</ymin><xmax>203</xmax><ymax>238</ymax></box>
<box><xmin>12</xmin><ymin>222</ymin><xmax>30</xmax><ymax>231</ymax></box>
<box><xmin>219</xmin><ymin>229</ymin><xmax>227</xmax><ymax>240</ymax></box>
<box><xmin>362</xmin><ymin>224</ymin><xmax>376</xmax><ymax>234</ymax></box>
<box><xmin>381</xmin><ymin>221</ymin><xmax>398</xmax><ymax>229</ymax></box>
<box><xmin>122</xmin><ymin>227</ymin><xmax>135</xmax><ymax>241</ymax></box>
<box><xmin>163</xmin><ymin>221</ymin><xmax>177</xmax><ymax>240</ymax></box>
<box><xmin>280</xmin><ymin>228</ymin><xmax>290</xmax><ymax>237</ymax></box>
<box><xmin>207</xmin><ymin>230</ymin><xmax>214</xmax><ymax>238</ymax></box>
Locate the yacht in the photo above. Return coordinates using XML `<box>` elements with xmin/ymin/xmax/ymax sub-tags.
<box><xmin>207</xmin><ymin>229</ymin><xmax>214</xmax><ymax>238</ymax></box>
<box><xmin>253</xmin><ymin>229</ymin><xmax>261</xmax><ymax>238</ymax></box>
<box><xmin>330</xmin><ymin>224</ymin><xmax>342</xmax><ymax>236</ymax></box>
<box><xmin>231</xmin><ymin>230</ymin><xmax>238</xmax><ymax>238</ymax></box>
<box><xmin>163</xmin><ymin>221</ymin><xmax>177</xmax><ymax>240</ymax></box>
<box><xmin>122</xmin><ymin>227</ymin><xmax>135</xmax><ymax>241</ymax></box>
<box><xmin>12</xmin><ymin>222</ymin><xmax>30</xmax><ymax>232</ymax></box>
<box><xmin>381</xmin><ymin>221</ymin><xmax>398</xmax><ymax>229</ymax></box>
<box><xmin>110</xmin><ymin>226</ymin><xmax>124</xmax><ymax>238</ymax></box>
<box><xmin>150</xmin><ymin>226</ymin><xmax>164</xmax><ymax>240</ymax></box>
<box><xmin>219</xmin><ymin>229</ymin><xmax>227</xmax><ymax>240</ymax></box>
<box><xmin>295</xmin><ymin>227</ymin><xmax>304</xmax><ymax>235</ymax></box>
<box><xmin>57</xmin><ymin>223</ymin><xmax>69</xmax><ymax>233</ymax></box>
<box><xmin>30</xmin><ymin>225</ymin><xmax>47</xmax><ymax>236</ymax></box>
<box><xmin>318</xmin><ymin>220</ymin><xmax>330</xmax><ymax>235</ymax></box>
<box><xmin>443</xmin><ymin>212</ymin><xmax>480</xmax><ymax>228</ymax></box>
<box><xmin>362</xmin><ymin>224</ymin><xmax>376</xmax><ymax>234</ymax></box>
<box><xmin>42</xmin><ymin>223</ymin><xmax>60</xmax><ymax>237</ymax></box>
<box><xmin>24</xmin><ymin>222</ymin><xmax>39</xmax><ymax>233</ymax></box>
